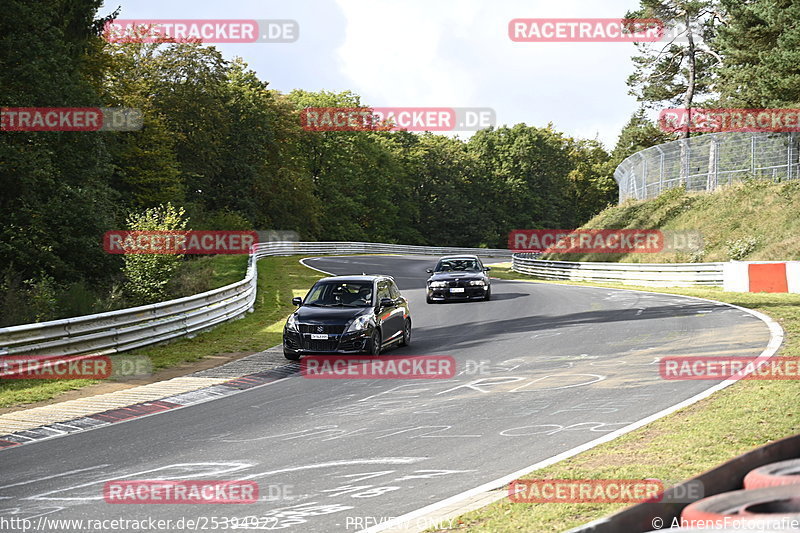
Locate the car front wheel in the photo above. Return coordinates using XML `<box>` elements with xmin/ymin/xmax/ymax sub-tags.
<box><xmin>284</xmin><ymin>349</ymin><xmax>300</xmax><ymax>361</ymax></box>
<box><xmin>399</xmin><ymin>318</ymin><xmax>411</xmax><ymax>346</ymax></box>
<box><xmin>367</xmin><ymin>329</ymin><xmax>382</xmax><ymax>355</ymax></box>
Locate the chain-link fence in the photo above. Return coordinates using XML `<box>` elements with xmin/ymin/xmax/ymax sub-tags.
<box><xmin>614</xmin><ymin>132</ymin><xmax>800</xmax><ymax>203</ymax></box>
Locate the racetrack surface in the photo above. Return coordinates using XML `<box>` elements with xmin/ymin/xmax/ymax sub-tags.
<box><xmin>0</xmin><ymin>255</ymin><xmax>771</xmax><ymax>532</ymax></box>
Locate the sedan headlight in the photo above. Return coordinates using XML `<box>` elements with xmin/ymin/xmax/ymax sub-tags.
<box><xmin>469</xmin><ymin>280</ymin><xmax>486</xmax><ymax>286</ymax></box>
<box><xmin>429</xmin><ymin>281</ymin><xmax>448</xmax><ymax>288</ymax></box>
<box><xmin>346</xmin><ymin>314</ymin><xmax>372</xmax><ymax>333</ymax></box>
<box><xmin>286</xmin><ymin>313</ymin><xmax>299</xmax><ymax>332</ymax></box>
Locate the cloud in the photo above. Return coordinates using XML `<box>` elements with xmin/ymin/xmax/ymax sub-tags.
<box><xmin>334</xmin><ymin>0</ymin><xmax>643</xmax><ymax>148</ymax></box>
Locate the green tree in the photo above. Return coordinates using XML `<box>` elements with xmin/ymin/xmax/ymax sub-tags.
<box><xmin>102</xmin><ymin>42</ymin><xmax>184</xmax><ymax>210</ymax></box>
<box><xmin>0</xmin><ymin>0</ymin><xmax>120</xmax><ymax>286</ymax></box>
<box><xmin>122</xmin><ymin>203</ymin><xmax>189</xmax><ymax>304</ymax></box>
<box><xmin>566</xmin><ymin>139</ymin><xmax>617</xmax><ymax>226</ymax></box>
<box><xmin>468</xmin><ymin>124</ymin><xmax>576</xmax><ymax>243</ymax></box>
<box><xmin>627</xmin><ymin>0</ymin><xmax>722</xmax><ymax>137</ymax></box>
<box><xmin>610</xmin><ymin>109</ymin><xmax>676</xmax><ymax>166</ymax></box>
<box><xmin>715</xmin><ymin>0</ymin><xmax>800</xmax><ymax>107</ymax></box>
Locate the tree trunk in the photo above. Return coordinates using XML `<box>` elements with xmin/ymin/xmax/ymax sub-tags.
<box><xmin>680</xmin><ymin>10</ymin><xmax>697</xmax><ymax>186</ymax></box>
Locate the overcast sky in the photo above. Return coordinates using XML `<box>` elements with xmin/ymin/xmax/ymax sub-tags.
<box><xmin>101</xmin><ymin>0</ymin><xmax>644</xmax><ymax>149</ymax></box>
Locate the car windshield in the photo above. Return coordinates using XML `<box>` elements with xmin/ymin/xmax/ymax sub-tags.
<box><xmin>304</xmin><ymin>281</ymin><xmax>373</xmax><ymax>307</ymax></box>
<box><xmin>435</xmin><ymin>258</ymin><xmax>481</xmax><ymax>272</ymax></box>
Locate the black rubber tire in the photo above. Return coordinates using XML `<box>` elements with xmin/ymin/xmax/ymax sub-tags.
<box><xmin>744</xmin><ymin>459</ymin><xmax>800</xmax><ymax>489</ymax></box>
<box><xmin>368</xmin><ymin>329</ymin><xmax>382</xmax><ymax>356</ymax></box>
<box><xmin>484</xmin><ymin>287</ymin><xmax>491</xmax><ymax>301</ymax></box>
<box><xmin>283</xmin><ymin>349</ymin><xmax>300</xmax><ymax>361</ymax></box>
<box><xmin>399</xmin><ymin>318</ymin><xmax>411</xmax><ymax>347</ymax></box>
<box><xmin>681</xmin><ymin>485</ymin><xmax>800</xmax><ymax>526</ymax></box>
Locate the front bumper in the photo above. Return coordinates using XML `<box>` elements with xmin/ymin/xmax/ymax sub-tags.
<box><xmin>283</xmin><ymin>327</ymin><xmax>373</xmax><ymax>355</ymax></box>
<box><xmin>427</xmin><ymin>284</ymin><xmax>488</xmax><ymax>301</ymax></box>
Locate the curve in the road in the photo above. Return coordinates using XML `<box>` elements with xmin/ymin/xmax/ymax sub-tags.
<box><xmin>0</xmin><ymin>255</ymin><xmax>779</xmax><ymax>533</ymax></box>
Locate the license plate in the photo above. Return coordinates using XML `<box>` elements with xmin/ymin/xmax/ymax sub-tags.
<box><xmin>310</xmin><ymin>333</ymin><xmax>328</xmax><ymax>340</ymax></box>
<box><xmin>450</xmin><ymin>287</ymin><xmax>465</xmax><ymax>293</ymax></box>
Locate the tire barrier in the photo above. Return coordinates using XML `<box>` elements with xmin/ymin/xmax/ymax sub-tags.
<box><xmin>744</xmin><ymin>459</ymin><xmax>800</xmax><ymax>490</ymax></box>
<box><xmin>566</xmin><ymin>434</ymin><xmax>800</xmax><ymax>533</ymax></box>
<box><xmin>680</xmin><ymin>485</ymin><xmax>800</xmax><ymax>527</ymax></box>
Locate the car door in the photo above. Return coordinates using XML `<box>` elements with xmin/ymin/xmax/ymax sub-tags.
<box><xmin>376</xmin><ymin>280</ymin><xmax>401</xmax><ymax>342</ymax></box>
<box><xmin>388</xmin><ymin>280</ymin><xmax>407</xmax><ymax>319</ymax></box>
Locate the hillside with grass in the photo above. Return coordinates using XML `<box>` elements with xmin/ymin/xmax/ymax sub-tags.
<box><xmin>544</xmin><ymin>180</ymin><xmax>800</xmax><ymax>263</ymax></box>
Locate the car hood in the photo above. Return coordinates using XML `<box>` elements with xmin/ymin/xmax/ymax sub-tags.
<box><xmin>428</xmin><ymin>272</ymin><xmax>486</xmax><ymax>282</ymax></box>
<box><xmin>294</xmin><ymin>305</ymin><xmax>372</xmax><ymax>324</ymax></box>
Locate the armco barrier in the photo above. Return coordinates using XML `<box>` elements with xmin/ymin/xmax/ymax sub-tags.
<box><xmin>511</xmin><ymin>254</ymin><xmax>724</xmax><ymax>287</ymax></box>
<box><xmin>0</xmin><ymin>241</ymin><xmax>511</xmax><ymax>359</ymax></box>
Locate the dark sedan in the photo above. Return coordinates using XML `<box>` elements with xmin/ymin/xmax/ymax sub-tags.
<box><xmin>426</xmin><ymin>255</ymin><xmax>491</xmax><ymax>303</ymax></box>
<box><xmin>283</xmin><ymin>275</ymin><xmax>411</xmax><ymax>360</ymax></box>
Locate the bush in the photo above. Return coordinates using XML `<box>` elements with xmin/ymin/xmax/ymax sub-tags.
<box><xmin>725</xmin><ymin>237</ymin><xmax>759</xmax><ymax>260</ymax></box>
<box><xmin>122</xmin><ymin>203</ymin><xmax>189</xmax><ymax>305</ymax></box>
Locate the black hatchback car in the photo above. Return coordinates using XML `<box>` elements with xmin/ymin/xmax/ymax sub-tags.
<box><xmin>283</xmin><ymin>275</ymin><xmax>411</xmax><ymax>360</ymax></box>
<box><xmin>426</xmin><ymin>255</ymin><xmax>491</xmax><ymax>303</ymax></box>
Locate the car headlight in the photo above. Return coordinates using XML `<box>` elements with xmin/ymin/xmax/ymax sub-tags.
<box><xmin>469</xmin><ymin>280</ymin><xmax>486</xmax><ymax>286</ymax></box>
<box><xmin>346</xmin><ymin>314</ymin><xmax>372</xmax><ymax>333</ymax></box>
<box><xmin>286</xmin><ymin>313</ymin><xmax>299</xmax><ymax>332</ymax></box>
<box><xmin>429</xmin><ymin>281</ymin><xmax>447</xmax><ymax>288</ymax></box>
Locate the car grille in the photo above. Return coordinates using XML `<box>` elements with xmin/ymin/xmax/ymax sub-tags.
<box><xmin>299</xmin><ymin>324</ymin><xmax>346</xmax><ymax>334</ymax></box>
<box><xmin>448</xmin><ymin>280</ymin><xmax>467</xmax><ymax>287</ymax></box>
<box><xmin>304</xmin><ymin>339</ymin><xmax>339</xmax><ymax>352</ymax></box>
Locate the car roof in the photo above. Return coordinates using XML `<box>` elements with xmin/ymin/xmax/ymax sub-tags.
<box><xmin>315</xmin><ymin>275</ymin><xmax>389</xmax><ymax>283</ymax></box>
<box><xmin>438</xmin><ymin>255</ymin><xmax>481</xmax><ymax>261</ymax></box>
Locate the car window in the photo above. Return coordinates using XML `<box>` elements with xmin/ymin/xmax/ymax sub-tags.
<box><xmin>305</xmin><ymin>281</ymin><xmax>373</xmax><ymax>306</ymax></box>
<box><xmin>435</xmin><ymin>258</ymin><xmax>480</xmax><ymax>272</ymax></box>
<box><xmin>377</xmin><ymin>281</ymin><xmax>391</xmax><ymax>301</ymax></box>
<box><xmin>388</xmin><ymin>281</ymin><xmax>402</xmax><ymax>299</ymax></box>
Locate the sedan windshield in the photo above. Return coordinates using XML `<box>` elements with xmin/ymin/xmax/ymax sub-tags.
<box><xmin>305</xmin><ymin>281</ymin><xmax>373</xmax><ymax>306</ymax></box>
<box><xmin>435</xmin><ymin>258</ymin><xmax>481</xmax><ymax>272</ymax></box>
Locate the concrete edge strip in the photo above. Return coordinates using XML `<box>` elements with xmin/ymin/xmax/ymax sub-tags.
<box><xmin>360</xmin><ymin>280</ymin><xmax>785</xmax><ymax>533</ymax></box>
<box><xmin>0</xmin><ymin>355</ymin><xmax>297</xmax><ymax>451</ymax></box>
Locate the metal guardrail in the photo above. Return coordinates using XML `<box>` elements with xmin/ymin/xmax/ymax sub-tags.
<box><xmin>0</xmin><ymin>241</ymin><xmax>511</xmax><ymax>358</ymax></box>
<box><xmin>614</xmin><ymin>132</ymin><xmax>800</xmax><ymax>203</ymax></box>
<box><xmin>511</xmin><ymin>254</ymin><xmax>724</xmax><ymax>287</ymax></box>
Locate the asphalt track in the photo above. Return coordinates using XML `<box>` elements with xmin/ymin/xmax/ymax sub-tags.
<box><xmin>0</xmin><ymin>255</ymin><xmax>772</xmax><ymax>532</ymax></box>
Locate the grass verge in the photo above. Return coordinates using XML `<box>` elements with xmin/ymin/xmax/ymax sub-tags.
<box><xmin>0</xmin><ymin>255</ymin><xmax>324</xmax><ymax>408</ymax></box>
<box><xmin>442</xmin><ymin>267</ymin><xmax>799</xmax><ymax>532</ymax></box>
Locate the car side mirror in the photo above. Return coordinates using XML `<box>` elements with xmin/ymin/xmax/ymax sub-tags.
<box><xmin>484</xmin><ymin>266</ymin><xmax>491</xmax><ymax>271</ymax></box>
<box><xmin>379</xmin><ymin>297</ymin><xmax>394</xmax><ymax>308</ymax></box>
<box><xmin>425</xmin><ymin>268</ymin><xmax>433</xmax><ymax>274</ymax></box>
<box><xmin>292</xmin><ymin>297</ymin><xmax>302</xmax><ymax>306</ymax></box>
